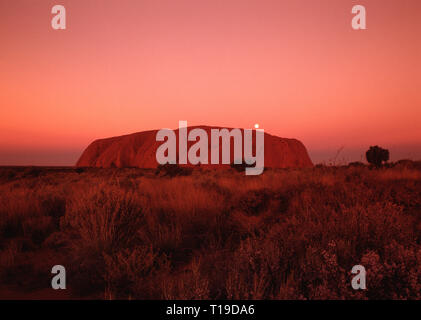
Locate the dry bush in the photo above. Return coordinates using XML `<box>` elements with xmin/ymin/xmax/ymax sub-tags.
<box><xmin>63</xmin><ymin>184</ymin><xmax>146</xmax><ymax>253</ymax></box>
<box><xmin>103</xmin><ymin>246</ymin><xmax>169</xmax><ymax>299</ymax></box>
<box><xmin>0</xmin><ymin>186</ymin><xmax>63</xmax><ymax>245</ymax></box>
<box><xmin>161</xmin><ymin>258</ymin><xmax>210</xmax><ymax>300</ymax></box>
<box><xmin>60</xmin><ymin>184</ymin><xmax>147</xmax><ymax>296</ymax></box>
<box><xmin>0</xmin><ymin>165</ymin><xmax>420</xmax><ymax>299</ymax></box>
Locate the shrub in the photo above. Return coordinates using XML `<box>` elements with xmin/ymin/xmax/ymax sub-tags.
<box><xmin>63</xmin><ymin>186</ymin><xmax>146</xmax><ymax>253</ymax></box>
<box><xmin>366</xmin><ymin>146</ymin><xmax>389</xmax><ymax>167</ymax></box>
<box><xmin>1</xmin><ymin>165</ymin><xmax>421</xmax><ymax>299</ymax></box>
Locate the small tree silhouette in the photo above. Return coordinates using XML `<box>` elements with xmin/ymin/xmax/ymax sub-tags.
<box><xmin>366</xmin><ymin>146</ymin><xmax>389</xmax><ymax>167</ymax></box>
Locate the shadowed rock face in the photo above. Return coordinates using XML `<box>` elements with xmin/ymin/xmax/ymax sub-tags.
<box><xmin>76</xmin><ymin>126</ymin><xmax>313</xmax><ymax>169</ymax></box>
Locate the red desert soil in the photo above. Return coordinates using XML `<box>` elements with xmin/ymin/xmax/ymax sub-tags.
<box><xmin>76</xmin><ymin>126</ymin><xmax>313</xmax><ymax>168</ymax></box>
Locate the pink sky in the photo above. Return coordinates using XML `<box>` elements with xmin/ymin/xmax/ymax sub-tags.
<box><xmin>0</xmin><ymin>0</ymin><xmax>420</xmax><ymax>165</ymax></box>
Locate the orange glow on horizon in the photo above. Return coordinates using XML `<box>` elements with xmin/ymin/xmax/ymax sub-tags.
<box><xmin>0</xmin><ymin>0</ymin><xmax>420</xmax><ymax>165</ymax></box>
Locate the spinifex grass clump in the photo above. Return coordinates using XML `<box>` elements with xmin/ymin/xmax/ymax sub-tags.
<box><xmin>0</xmin><ymin>163</ymin><xmax>420</xmax><ymax>299</ymax></box>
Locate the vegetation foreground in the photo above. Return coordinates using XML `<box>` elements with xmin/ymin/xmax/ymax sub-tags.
<box><xmin>0</xmin><ymin>163</ymin><xmax>420</xmax><ymax>299</ymax></box>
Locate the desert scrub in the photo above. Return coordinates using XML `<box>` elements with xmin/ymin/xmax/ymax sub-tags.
<box><xmin>62</xmin><ymin>184</ymin><xmax>147</xmax><ymax>253</ymax></box>
<box><xmin>0</xmin><ymin>165</ymin><xmax>421</xmax><ymax>299</ymax></box>
<box><xmin>103</xmin><ymin>246</ymin><xmax>170</xmax><ymax>299</ymax></box>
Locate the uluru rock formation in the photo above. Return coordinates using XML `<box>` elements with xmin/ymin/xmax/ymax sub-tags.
<box><xmin>76</xmin><ymin>126</ymin><xmax>313</xmax><ymax>169</ymax></box>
